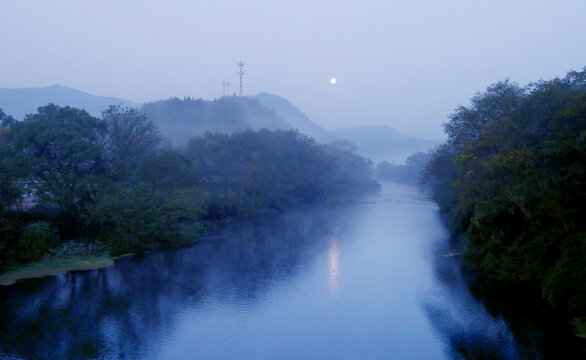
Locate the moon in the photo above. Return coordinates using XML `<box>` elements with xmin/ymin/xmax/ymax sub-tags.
<box><xmin>330</xmin><ymin>77</ymin><xmax>337</xmax><ymax>85</ymax></box>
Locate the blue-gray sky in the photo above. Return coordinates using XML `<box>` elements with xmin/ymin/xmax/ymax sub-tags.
<box><xmin>1</xmin><ymin>0</ymin><xmax>584</xmax><ymax>139</ymax></box>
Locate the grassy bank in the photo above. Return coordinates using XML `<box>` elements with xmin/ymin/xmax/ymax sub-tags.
<box><xmin>573</xmin><ymin>318</ymin><xmax>586</xmax><ymax>339</ymax></box>
<box><xmin>0</xmin><ymin>254</ymin><xmax>114</xmax><ymax>286</ymax></box>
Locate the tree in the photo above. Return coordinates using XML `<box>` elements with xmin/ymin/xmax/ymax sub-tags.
<box><xmin>184</xmin><ymin>129</ymin><xmax>379</xmax><ymax>216</ymax></box>
<box><xmin>9</xmin><ymin>104</ymin><xmax>106</xmax><ymax>215</ymax></box>
<box><xmin>85</xmin><ymin>184</ymin><xmax>206</xmax><ymax>255</ymax></box>
<box><xmin>0</xmin><ymin>108</ymin><xmax>16</xmax><ymax>128</ymax></box>
<box><xmin>0</xmin><ymin>108</ymin><xmax>24</xmax><ymax>209</ymax></box>
<box><xmin>422</xmin><ymin>68</ymin><xmax>586</xmax><ymax>315</ymax></box>
<box><xmin>102</xmin><ymin>105</ymin><xmax>162</xmax><ymax>182</ymax></box>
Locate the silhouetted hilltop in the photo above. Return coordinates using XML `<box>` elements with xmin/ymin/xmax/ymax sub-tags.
<box><xmin>0</xmin><ymin>84</ymin><xmax>139</xmax><ymax>119</ymax></box>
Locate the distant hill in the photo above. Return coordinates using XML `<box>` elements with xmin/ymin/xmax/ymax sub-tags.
<box><xmin>0</xmin><ymin>85</ymin><xmax>439</xmax><ymax>162</ymax></box>
<box><xmin>0</xmin><ymin>85</ymin><xmax>139</xmax><ymax>119</ymax></box>
<box><xmin>141</xmin><ymin>96</ymin><xmax>292</xmax><ymax>146</ymax></box>
<box><xmin>331</xmin><ymin>125</ymin><xmax>440</xmax><ymax>163</ymax></box>
<box><xmin>253</xmin><ymin>92</ymin><xmax>333</xmax><ymax>142</ymax></box>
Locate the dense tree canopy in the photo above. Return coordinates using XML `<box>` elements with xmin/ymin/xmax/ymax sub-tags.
<box><xmin>422</xmin><ymin>68</ymin><xmax>586</xmax><ymax>315</ymax></box>
<box><xmin>8</xmin><ymin>104</ymin><xmax>105</xmax><ymax>215</ymax></box>
<box><xmin>0</xmin><ymin>110</ymin><xmax>21</xmax><ymax>209</ymax></box>
<box><xmin>102</xmin><ymin>105</ymin><xmax>162</xmax><ymax>182</ymax></box>
<box><xmin>0</xmin><ymin>104</ymin><xmax>379</xmax><ymax>268</ymax></box>
<box><xmin>184</xmin><ymin>129</ymin><xmax>379</xmax><ymax>217</ymax></box>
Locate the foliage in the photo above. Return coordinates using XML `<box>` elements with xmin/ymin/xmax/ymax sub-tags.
<box><xmin>141</xmin><ymin>96</ymin><xmax>289</xmax><ymax>146</ymax></box>
<box><xmin>136</xmin><ymin>149</ymin><xmax>199</xmax><ymax>191</ymax></box>
<box><xmin>0</xmin><ymin>210</ymin><xmax>49</xmax><ymax>270</ymax></box>
<box><xmin>0</xmin><ymin>108</ymin><xmax>16</xmax><ymax>128</ymax></box>
<box><xmin>184</xmin><ymin>129</ymin><xmax>379</xmax><ymax>217</ymax></box>
<box><xmin>542</xmin><ymin>234</ymin><xmax>586</xmax><ymax>313</ymax></box>
<box><xmin>375</xmin><ymin>150</ymin><xmax>433</xmax><ymax>184</ymax></box>
<box><xmin>16</xmin><ymin>221</ymin><xmax>58</xmax><ymax>263</ymax></box>
<box><xmin>85</xmin><ymin>184</ymin><xmax>206</xmax><ymax>255</ymax></box>
<box><xmin>8</xmin><ymin>104</ymin><xmax>106</xmax><ymax>215</ymax></box>
<box><xmin>102</xmin><ymin>105</ymin><xmax>162</xmax><ymax>182</ymax></box>
<box><xmin>422</xmin><ymin>68</ymin><xmax>586</xmax><ymax>316</ymax></box>
<box><xmin>1</xmin><ymin>102</ymin><xmax>378</xmax><ymax>268</ymax></box>
<box><xmin>0</xmin><ymin>108</ymin><xmax>24</xmax><ymax>209</ymax></box>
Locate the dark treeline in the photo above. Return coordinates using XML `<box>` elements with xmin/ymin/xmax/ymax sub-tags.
<box><xmin>0</xmin><ymin>104</ymin><xmax>378</xmax><ymax>270</ymax></box>
<box><xmin>421</xmin><ymin>69</ymin><xmax>586</xmax><ymax>321</ymax></box>
<box><xmin>185</xmin><ymin>131</ymin><xmax>377</xmax><ymax>218</ymax></box>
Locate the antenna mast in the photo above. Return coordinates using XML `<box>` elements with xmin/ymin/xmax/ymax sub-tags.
<box><xmin>222</xmin><ymin>81</ymin><xmax>232</xmax><ymax>97</ymax></box>
<box><xmin>237</xmin><ymin>61</ymin><xmax>245</xmax><ymax>96</ymax></box>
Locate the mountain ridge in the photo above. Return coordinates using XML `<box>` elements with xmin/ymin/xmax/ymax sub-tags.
<box><xmin>0</xmin><ymin>84</ymin><xmax>139</xmax><ymax>119</ymax></box>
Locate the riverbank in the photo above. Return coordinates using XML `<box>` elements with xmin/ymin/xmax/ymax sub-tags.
<box><xmin>0</xmin><ymin>254</ymin><xmax>115</xmax><ymax>285</ymax></box>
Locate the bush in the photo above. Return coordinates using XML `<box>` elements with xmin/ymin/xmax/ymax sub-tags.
<box><xmin>543</xmin><ymin>234</ymin><xmax>586</xmax><ymax>314</ymax></box>
<box><xmin>16</xmin><ymin>221</ymin><xmax>58</xmax><ymax>263</ymax></box>
<box><xmin>85</xmin><ymin>184</ymin><xmax>206</xmax><ymax>255</ymax></box>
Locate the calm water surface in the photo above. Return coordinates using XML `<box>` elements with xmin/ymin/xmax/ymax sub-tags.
<box><xmin>0</xmin><ymin>183</ymin><xmax>557</xmax><ymax>359</ymax></box>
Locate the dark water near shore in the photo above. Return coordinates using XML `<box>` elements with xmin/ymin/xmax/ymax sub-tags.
<box><xmin>0</xmin><ymin>183</ymin><xmax>583</xmax><ymax>359</ymax></box>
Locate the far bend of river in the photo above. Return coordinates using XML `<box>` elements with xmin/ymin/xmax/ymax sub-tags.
<box><xmin>0</xmin><ymin>183</ymin><xmax>583</xmax><ymax>359</ymax></box>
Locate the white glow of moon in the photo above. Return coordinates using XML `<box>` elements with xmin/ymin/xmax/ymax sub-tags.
<box><xmin>330</xmin><ymin>77</ymin><xmax>337</xmax><ymax>85</ymax></box>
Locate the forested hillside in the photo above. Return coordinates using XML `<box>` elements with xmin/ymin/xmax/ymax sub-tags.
<box><xmin>422</xmin><ymin>69</ymin><xmax>586</xmax><ymax>320</ymax></box>
<box><xmin>141</xmin><ymin>96</ymin><xmax>290</xmax><ymax>146</ymax></box>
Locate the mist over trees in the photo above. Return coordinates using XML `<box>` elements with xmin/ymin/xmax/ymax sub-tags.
<box><xmin>185</xmin><ymin>130</ymin><xmax>378</xmax><ymax>218</ymax></box>
<box><xmin>141</xmin><ymin>96</ymin><xmax>290</xmax><ymax>147</ymax></box>
<box><xmin>421</xmin><ymin>68</ymin><xmax>586</xmax><ymax>317</ymax></box>
<box><xmin>0</xmin><ymin>103</ymin><xmax>379</xmax><ymax>268</ymax></box>
<box><xmin>331</xmin><ymin>126</ymin><xmax>439</xmax><ymax>164</ymax></box>
<box><xmin>374</xmin><ymin>150</ymin><xmax>433</xmax><ymax>184</ymax></box>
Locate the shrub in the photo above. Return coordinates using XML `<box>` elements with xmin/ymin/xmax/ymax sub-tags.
<box><xmin>543</xmin><ymin>234</ymin><xmax>586</xmax><ymax>314</ymax></box>
<box><xmin>85</xmin><ymin>184</ymin><xmax>206</xmax><ymax>255</ymax></box>
<box><xmin>16</xmin><ymin>221</ymin><xmax>58</xmax><ymax>263</ymax></box>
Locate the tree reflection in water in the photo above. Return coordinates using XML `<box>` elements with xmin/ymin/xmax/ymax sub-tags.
<box><xmin>421</xmin><ymin>238</ymin><xmax>585</xmax><ymax>359</ymax></box>
<box><xmin>0</xmin><ymin>207</ymin><xmax>347</xmax><ymax>360</ymax></box>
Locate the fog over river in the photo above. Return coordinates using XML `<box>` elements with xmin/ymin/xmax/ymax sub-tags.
<box><xmin>0</xmin><ymin>183</ymin><xmax>566</xmax><ymax>359</ymax></box>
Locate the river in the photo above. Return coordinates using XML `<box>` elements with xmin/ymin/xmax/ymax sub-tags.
<box><xmin>0</xmin><ymin>182</ymin><xmax>582</xmax><ymax>359</ymax></box>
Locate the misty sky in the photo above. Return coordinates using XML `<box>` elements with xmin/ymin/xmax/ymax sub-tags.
<box><xmin>1</xmin><ymin>0</ymin><xmax>585</xmax><ymax>139</ymax></box>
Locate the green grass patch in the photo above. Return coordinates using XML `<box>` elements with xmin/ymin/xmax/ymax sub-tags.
<box><xmin>0</xmin><ymin>254</ymin><xmax>114</xmax><ymax>286</ymax></box>
<box><xmin>572</xmin><ymin>317</ymin><xmax>586</xmax><ymax>339</ymax></box>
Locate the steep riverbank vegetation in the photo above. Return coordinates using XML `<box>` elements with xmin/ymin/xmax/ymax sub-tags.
<box><xmin>421</xmin><ymin>69</ymin><xmax>586</xmax><ymax>327</ymax></box>
<box><xmin>0</xmin><ymin>104</ymin><xmax>379</xmax><ymax>273</ymax></box>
